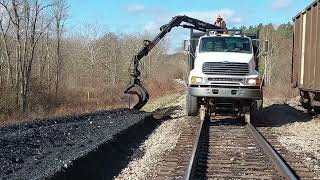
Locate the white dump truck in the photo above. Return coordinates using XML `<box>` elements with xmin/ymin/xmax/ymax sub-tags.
<box><xmin>185</xmin><ymin>30</ymin><xmax>268</xmax><ymax>121</ymax></box>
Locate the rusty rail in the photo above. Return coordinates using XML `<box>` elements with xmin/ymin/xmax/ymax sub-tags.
<box><xmin>183</xmin><ymin>118</ymin><xmax>299</xmax><ymax>179</ymax></box>
<box><xmin>246</xmin><ymin>123</ymin><xmax>298</xmax><ymax>180</ymax></box>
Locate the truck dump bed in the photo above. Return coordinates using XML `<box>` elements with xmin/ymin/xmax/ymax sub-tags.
<box><xmin>292</xmin><ymin>0</ymin><xmax>320</xmax><ymax>92</ymax></box>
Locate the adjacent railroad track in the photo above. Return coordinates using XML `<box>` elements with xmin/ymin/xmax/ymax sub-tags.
<box><xmin>157</xmin><ymin>115</ymin><xmax>315</xmax><ymax>179</ymax></box>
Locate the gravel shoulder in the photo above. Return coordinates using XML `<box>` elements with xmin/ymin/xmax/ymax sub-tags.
<box><xmin>259</xmin><ymin>97</ymin><xmax>320</xmax><ymax>178</ymax></box>
<box><xmin>115</xmin><ymin>93</ymin><xmax>191</xmax><ymax>180</ymax></box>
<box><xmin>0</xmin><ymin>109</ymin><xmax>151</xmax><ymax>180</ymax></box>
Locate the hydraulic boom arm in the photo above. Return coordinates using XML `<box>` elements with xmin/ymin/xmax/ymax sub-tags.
<box><xmin>124</xmin><ymin>15</ymin><xmax>222</xmax><ymax>109</ymax></box>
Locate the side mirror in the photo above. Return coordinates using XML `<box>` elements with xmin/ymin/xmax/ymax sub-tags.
<box><xmin>263</xmin><ymin>40</ymin><xmax>269</xmax><ymax>54</ymax></box>
<box><xmin>183</xmin><ymin>40</ymin><xmax>189</xmax><ymax>52</ymax></box>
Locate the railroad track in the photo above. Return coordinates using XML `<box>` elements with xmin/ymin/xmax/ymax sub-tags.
<box><xmin>157</xmin><ymin>114</ymin><xmax>315</xmax><ymax>179</ymax></box>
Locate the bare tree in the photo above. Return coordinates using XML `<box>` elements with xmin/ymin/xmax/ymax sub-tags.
<box><xmin>0</xmin><ymin>12</ymin><xmax>13</xmax><ymax>87</ymax></box>
<box><xmin>83</xmin><ymin>24</ymin><xmax>104</xmax><ymax>86</ymax></box>
<box><xmin>53</xmin><ymin>0</ymin><xmax>67</xmax><ymax>104</ymax></box>
<box><xmin>0</xmin><ymin>0</ymin><xmax>53</xmax><ymax>111</ymax></box>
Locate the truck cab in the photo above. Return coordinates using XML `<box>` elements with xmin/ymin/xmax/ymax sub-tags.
<box><xmin>185</xmin><ymin>30</ymin><xmax>265</xmax><ymax>120</ymax></box>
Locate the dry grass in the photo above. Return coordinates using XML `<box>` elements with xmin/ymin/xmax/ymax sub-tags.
<box><xmin>0</xmin><ymin>79</ymin><xmax>184</xmax><ymax>126</ymax></box>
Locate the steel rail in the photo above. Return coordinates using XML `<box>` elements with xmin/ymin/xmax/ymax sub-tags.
<box><xmin>183</xmin><ymin>117</ymin><xmax>205</xmax><ymax>180</ymax></box>
<box><xmin>246</xmin><ymin>123</ymin><xmax>298</xmax><ymax>180</ymax></box>
<box><xmin>183</xmin><ymin>116</ymin><xmax>298</xmax><ymax>180</ymax></box>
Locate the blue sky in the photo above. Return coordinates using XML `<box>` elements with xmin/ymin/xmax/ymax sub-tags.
<box><xmin>67</xmin><ymin>0</ymin><xmax>314</xmax><ymax>50</ymax></box>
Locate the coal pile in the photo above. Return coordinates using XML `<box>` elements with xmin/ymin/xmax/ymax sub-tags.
<box><xmin>0</xmin><ymin>109</ymin><xmax>152</xmax><ymax>180</ymax></box>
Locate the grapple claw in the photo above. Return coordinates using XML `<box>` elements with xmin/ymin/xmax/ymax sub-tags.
<box><xmin>123</xmin><ymin>83</ymin><xmax>149</xmax><ymax>110</ymax></box>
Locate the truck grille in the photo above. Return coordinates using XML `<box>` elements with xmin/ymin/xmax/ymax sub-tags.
<box><xmin>202</xmin><ymin>62</ymin><xmax>249</xmax><ymax>76</ymax></box>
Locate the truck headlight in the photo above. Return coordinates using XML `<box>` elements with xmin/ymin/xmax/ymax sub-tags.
<box><xmin>191</xmin><ymin>76</ymin><xmax>203</xmax><ymax>84</ymax></box>
<box><xmin>246</xmin><ymin>78</ymin><xmax>261</xmax><ymax>85</ymax></box>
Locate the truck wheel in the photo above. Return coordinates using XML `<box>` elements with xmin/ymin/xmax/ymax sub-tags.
<box><xmin>256</xmin><ymin>99</ymin><xmax>263</xmax><ymax>110</ymax></box>
<box><xmin>249</xmin><ymin>101</ymin><xmax>259</xmax><ymax>124</ymax></box>
<box><xmin>257</xmin><ymin>93</ymin><xmax>263</xmax><ymax>110</ymax></box>
<box><xmin>186</xmin><ymin>93</ymin><xmax>199</xmax><ymax>116</ymax></box>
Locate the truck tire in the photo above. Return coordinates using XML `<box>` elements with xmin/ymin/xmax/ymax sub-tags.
<box><xmin>257</xmin><ymin>93</ymin><xmax>263</xmax><ymax>110</ymax></box>
<box><xmin>249</xmin><ymin>101</ymin><xmax>259</xmax><ymax>124</ymax></box>
<box><xmin>186</xmin><ymin>92</ymin><xmax>199</xmax><ymax>116</ymax></box>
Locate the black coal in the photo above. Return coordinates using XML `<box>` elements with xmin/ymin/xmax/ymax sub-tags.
<box><xmin>0</xmin><ymin>109</ymin><xmax>152</xmax><ymax>180</ymax></box>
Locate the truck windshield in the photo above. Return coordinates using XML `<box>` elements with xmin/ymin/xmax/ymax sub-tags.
<box><xmin>199</xmin><ymin>37</ymin><xmax>252</xmax><ymax>54</ymax></box>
